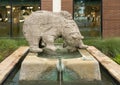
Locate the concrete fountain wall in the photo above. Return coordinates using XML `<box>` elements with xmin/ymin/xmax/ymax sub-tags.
<box><xmin>19</xmin><ymin>49</ymin><xmax>101</xmax><ymax>85</ymax></box>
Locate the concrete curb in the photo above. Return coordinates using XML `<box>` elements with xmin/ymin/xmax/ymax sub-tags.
<box><xmin>1</xmin><ymin>46</ymin><xmax>120</xmax><ymax>84</ymax></box>
<box><xmin>0</xmin><ymin>46</ymin><xmax>29</xmax><ymax>84</ymax></box>
<box><xmin>87</xmin><ymin>46</ymin><xmax>120</xmax><ymax>83</ymax></box>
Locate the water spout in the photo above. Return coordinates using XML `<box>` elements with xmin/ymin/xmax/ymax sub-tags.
<box><xmin>56</xmin><ymin>57</ymin><xmax>64</xmax><ymax>85</ymax></box>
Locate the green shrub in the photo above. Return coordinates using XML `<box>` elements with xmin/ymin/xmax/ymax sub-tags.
<box><xmin>113</xmin><ymin>55</ymin><xmax>120</xmax><ymax>64</ymax></box>
<box><xmin>0</xmin><ymin>38</ymin><xmax>120</xmax><ymax>64</ymax></box>
<box><xmin>14</xmin><ymin>38</ymin><xmax>28</xmax><ymax>46</ymax></box>
<box><xmin>0</xmin><ymin>38</ymin><xmax>28</xmax><ymax>62</ymax></box>
<box><xmin>84</xmin><ymin>38</ymin><xmax>120</xmax><ymax>64</ymax></box>
<box><xmin>55</xmin><ymin>38</ymin><xmax>63</xmax><ymax>43</ymax></box>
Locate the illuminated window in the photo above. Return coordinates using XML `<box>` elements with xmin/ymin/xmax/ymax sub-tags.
<box><xmin>74</xmin><ymin>0</ymin><xmax>101</xmax><ymax>37</ymax></box>
<box><xmin>0</xmin><ymin>0</ymin><xmax>41</xmax><ymax>37</ymax></box>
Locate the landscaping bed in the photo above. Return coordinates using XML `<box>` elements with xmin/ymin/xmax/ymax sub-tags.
<box><xmin>0</xmin><ymin>38</ymin><xmax>120</xmax><ymax>64</ymax></box>
<box><xmin>0</xmin><ymin>38</ymin><xmax>28</xmax><ymax>62</ymax></box>
<box><xmin>56</xmin><ymin>37</ymin><xmax>120</xmax><ymax>64</ymax></box>
<box><xmin>0</xmin><ymin>38</ymin><xmax>120</xmax><ymax>84</ymax></box>
<box><xmin>84</xmin><ymin>38</ymin><xmax>120</xmax><ymax>64</ymax></box>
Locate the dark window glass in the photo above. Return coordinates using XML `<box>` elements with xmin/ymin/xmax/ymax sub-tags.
<box><xmin>0</xmin><ymin>0</ymin><xmax>39</xmax><ymax>2</ymax></box>
<box><xmin>0</xmin><ymin>6</ymin><xmax>10</xmax><ymax>37</ymax></box>
<box><xmin>0</xmin><ymin>0</ymin><xmax>41</xmax><ymax>37</ymax></box>
<box><xmin>74</xmin><ymin>0</ymin><xmax>101</xmax><ymax>38</ymax></box>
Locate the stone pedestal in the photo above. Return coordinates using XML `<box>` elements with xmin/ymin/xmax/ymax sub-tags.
<box><xmin>19</xmin><ymin>53</ymin><xmax>57</xmax><ymax>85</ymax></box>
<box><xmin>62</xmin><ymin>49</ymin><xmax>101</xmax><ymax>81</ymax></box>
<box><xmin>63</xmin><ymin>58</ymin><xmax>101</xmax><ymax>81</ymax></box>
<box><xmin>19</xmin><ymin>50</ymin><xmax>101</xmax><ymax>85</ymax></box>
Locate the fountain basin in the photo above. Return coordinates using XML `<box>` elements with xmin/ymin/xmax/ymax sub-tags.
<box><xmin>63</xmin><ymin>58</ymin><xmax>101</xmax><ymax>81</ymax></box>
<box><xmin>19</xmin><ymin>47</ymin><xmax>101</xmax><ymax>85</ymax></box>
<box><xmin>3</xmin><ymin>46</ymin><xmax>119</xmax><ymax>85</ymax></box>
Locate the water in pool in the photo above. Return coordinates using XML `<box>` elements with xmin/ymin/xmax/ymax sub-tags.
<box><xmin>3</xmin><ymin>66</ymin><xmax>118</xmax><ymax>85</ymax></box>
<box><xmin>3</xmin><ymin>45</ymin><xmax>118</xmax><ymax>85</ymax></box>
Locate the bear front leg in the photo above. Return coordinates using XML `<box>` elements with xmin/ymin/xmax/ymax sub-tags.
<box><xmin>42</xmin><ymin>35</ymin><xmax>56</xmax><ymax>52</ymax></box>
<box><xmin>29</xmin><ymin>36</ymin><xmax>43</xmax><ymax>53</ymax></box>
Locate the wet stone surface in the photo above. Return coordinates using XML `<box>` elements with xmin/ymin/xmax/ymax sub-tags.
<box><xmin>3</xmin><ymin>45</ymin><xmax>118</xmax><ymax>85</ymax></box>
<box><xmin>3</xmin><ymin>66</ymin><xmax>117</xmax><ymax>85</ymax></box>
<box><xmin>38</xmin><ymin>45</ymin><xmax>82</xmax><ymax>59</ymax></box>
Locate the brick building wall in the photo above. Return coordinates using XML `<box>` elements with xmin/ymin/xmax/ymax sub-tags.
<box><xmin>61</xmin><ymin>0</ymin><xmax>73</xmax><ymax>14</ymax></box>
<box><xmin>41</xmin><ymin>0</ymin><xmax>52</xmax><ymax>11</ymax></box>
<box><xmin>102</xmin><ymin>0</ymin><xmax>120</xmax><ymax>38</ymax></box>
<box><xmin>41</xmin><ymin>0</ymin><xmax>120</xmax><ymax>38</ymax></box>
<box><xmin>41</xmin><ymin>0</ymin><xmax>73</xmax><ymax>14</ymax></box>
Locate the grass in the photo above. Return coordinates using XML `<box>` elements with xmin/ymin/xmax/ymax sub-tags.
<box><xmin>0</xmin><ymin>38</ymin><xmax>28</xmax><ymax>62</ymax></box>
<box><xmin>0</xmin><ymin>37</ymin><xmax>120</xmax><ymax>64</ymax></box>
<box><xmin>55</xmin><ymin>37</ymin><xmax>120</xmax><ymax>64</ymax></box>
<box><xmin>113</xmin><ymin>55</ymin><xmax>120</xmax><ymax>64</ymax></box>
<box><xmin>84</xmin><ymin>38</ymin><xmax>120</xmax><ymax>64</ymax></box>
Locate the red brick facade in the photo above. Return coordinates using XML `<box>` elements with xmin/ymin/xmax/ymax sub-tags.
<box><xmin>102</xmin><ymin>0</ymin><xmax>120</xmax><ymax>38</ymax></box>
<box><xmin>41</xmin><ymin>0</ymin><xmax>120</xmax><ymax>38</ymax></box>
<box><xmin>41</xmin><ymin>0</ymin><xmax>73</xmax><ymax>14</ymax></box>
<box><xmin>41</xmin><ymin>0</ymin><xmax>52</xmax><ymax>11</ymax></box>
<box><xmin>61</xmin><ymin>0</ymin><xmax>73</xmax><ymax>14</ymax></box>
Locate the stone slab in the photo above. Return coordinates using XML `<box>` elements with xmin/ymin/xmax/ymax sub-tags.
<box><xmin>0</xmin><ymin>46</ymin><xmax>29</xmax><ymax>85</ymax></box>
<box><xmin>19</xmin><ymin>49</ymin><xmax>101</xmax><ymax>84</ymax></box>
<box><xmin>19</xmin><ymin>53</ymin><xmax>57</xmax><ymax>81</ymax></box>
<box><xmin>87</xmin><ymin>46</ymin><xmax>120</xmax><ymax>83</ymax></box>
<box><xmin>63</xmin><ymin>49</ymin><xmax>101</xmax><ymax>81</ymax></box>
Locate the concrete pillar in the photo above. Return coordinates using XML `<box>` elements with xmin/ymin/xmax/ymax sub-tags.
<box><xmin>41</xmin><ymin>0</ymin><xmax>53</xmax><ymax>11</ymax></box>
<box><xmin>41</xmin><ymin>0</ymin><xmax>73</xmax><ymax>15</ymax></box>
<box><xmin>53</xmin><ymin>0</ymin><xmax>61</xmax><ymax>12</ymax></box>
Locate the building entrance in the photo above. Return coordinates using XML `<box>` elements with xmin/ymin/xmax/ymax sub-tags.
<box><xmin>0</xmin><ymin>0</ymin><xmax>40</xmax><ymax>37</ymax></box>
<box><xmin>74</xmin><ymin>0</ymin><xmax>101</xmax><ymax>37</ymax></box>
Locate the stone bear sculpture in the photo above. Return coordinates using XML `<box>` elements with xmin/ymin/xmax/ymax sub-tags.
<box><xmin>23</xmin><ymin>10</ymin><xmax>87</xmax><ymax>52</ymax></box>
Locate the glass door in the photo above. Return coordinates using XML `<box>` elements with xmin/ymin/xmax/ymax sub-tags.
<box><xmin>12</xmin><ymin>5</ymin><xmax>41</xmax><ymax>37</ymax></box>
<box><xmin>0</xmin><ymin>5</ymin><xmax>10</xmax><ymax>37</ymax></box>
<box><xmin>74</xmin><ymin>0</ymin><xmax>101</xmax><ymax>37</ymax></box>
<box><xmin>0</xmin><ymin>0</ymin><xmax>41</xmax><ymax>37</ymax></box>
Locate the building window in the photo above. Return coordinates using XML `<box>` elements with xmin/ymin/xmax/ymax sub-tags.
<box><xmin>74</xmin><ymin>0</ymin><xmax>101</xmax><ymax>37</ymax></box>
<box><xmin>0</xmin><ymin>0</ymin><xmax>41</xmax><ymax>37</ymax></box>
